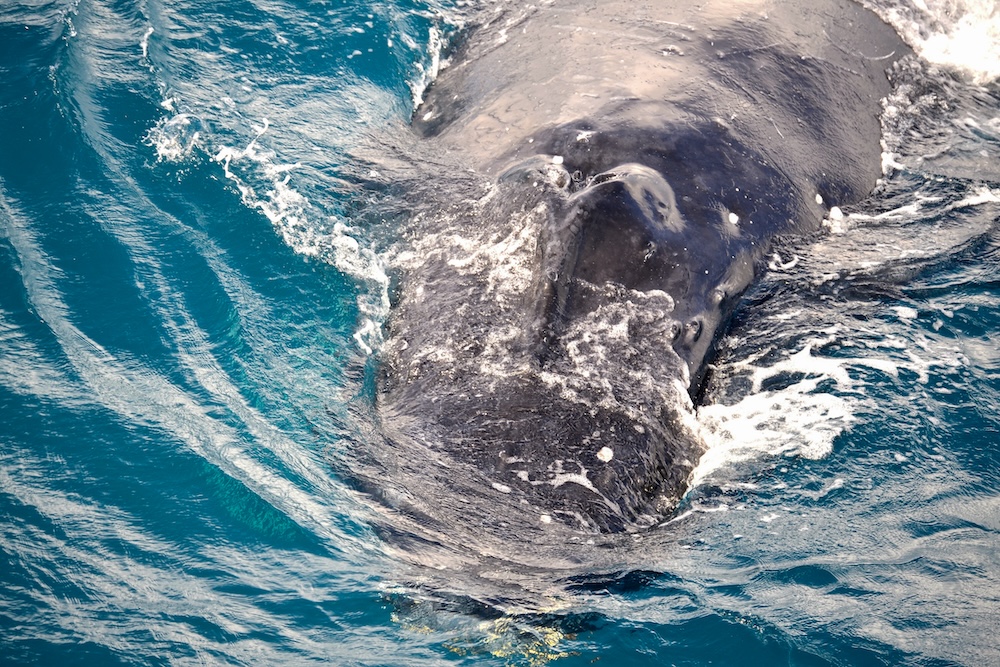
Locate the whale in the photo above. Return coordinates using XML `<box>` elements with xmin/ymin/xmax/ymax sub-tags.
<box><xmin>370</xmin><ymin>0</ymin><xmax>909</xmax><ymax>536</ymax></box>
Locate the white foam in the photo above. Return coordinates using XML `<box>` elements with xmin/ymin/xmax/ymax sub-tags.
<box><xmin>693</xmin><ymin>376</ymin><xmax>855</xmax><ymax>488</ymax></box>
<box><xmin>691</xmin><ymin>335</ymin><xmax>877</xmax><ymax>487</ymax></box>
<box><xmin>212</xmin><ymin>119</ymin><xmax>389</xmax><ymax>354</ymax></box>
<box><xmin>691</xmin><ymin>288</ymin><xmax>974</xmax><ymax>489</ymax></box>
<box><xmin>139</xmin><ymin>6</ymin><xmax>412</xmax><ymax>359</ymax></box>
<box><xmin>146</xmin><ymin>113</ymin><xmax>203</xmax><ymax>162</ymax></box>
<box><xmin>955</xmin><ymin>185</ymin><xmax>1000</xmax><ymax>207</ymax></box>
<box><xmin>140</xmin><ymin>26</ymin><xmax>153</xmax><ymax>60</ymax></box>
<box><xmin>869</xmin><ymin>0</ymin><xmax>1000</xmax><ymax>85</ymax></box>
<box><xmin>768</xmin><ymin>252</ymin><xmax>799</xmax><ymax>270</ymax></box>
<box><xmin>410</xmin><ymin>26</ymin><xmax>446</xmax><ymax>109</ymax></box>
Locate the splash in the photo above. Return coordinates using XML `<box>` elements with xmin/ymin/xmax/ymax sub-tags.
<box><xmin>146</xmin><ymin>113</ymin><xmax>205</xmax><ymax>162</ymax></box>
<box><xmin>867</xmin><ymin>0</ymin><xmax>1000</xmax><ymax>84</ymax></box>
<box><xmin>212</xmin><ymin>120</ymin><xmax>390</xmax><ymax>354</ymax></box>
<box><xmin>691</xmin><ymin>336</ymin><xmax>861</xmax><ymax>488</ymax></box>
<box><xmin>409</xmin><ymin>26</ymin><xmax>447</xmax><ymax>109</ymax></box>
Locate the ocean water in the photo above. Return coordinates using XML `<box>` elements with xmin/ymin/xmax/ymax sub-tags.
<box><xmin>1</xmin><ymin>0</ymin><xmax>999</xmax><ymax>665</ymax></box>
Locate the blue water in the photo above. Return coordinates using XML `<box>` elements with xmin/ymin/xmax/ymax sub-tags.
<box><xmin>1</xmin><ymin>0</ymin><xmax>999</xmax><ymax>665</ymax></box>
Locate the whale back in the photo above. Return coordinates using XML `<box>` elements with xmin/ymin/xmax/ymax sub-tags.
<box><xmin>415</xmin><ymin>0</ymin><xmax>907</xmax><ymax>212</ymax></box>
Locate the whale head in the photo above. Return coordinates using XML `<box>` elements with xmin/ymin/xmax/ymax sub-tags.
<box><xmin>377</xmin><ymin>111</ymin><xmax>801</xmax><ymax>532</ymax></box>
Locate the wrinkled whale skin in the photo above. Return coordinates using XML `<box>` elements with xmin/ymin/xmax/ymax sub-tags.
<box><xmin>375</xmin><ymin>0</ymin><xmax>909</xmax><ymax>534</ymax></box>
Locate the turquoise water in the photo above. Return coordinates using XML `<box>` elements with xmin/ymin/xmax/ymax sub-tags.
<box><xmin>1</xmin><ymin>0</ymin><xmax>999</xmax><ymax>665</ymax></box>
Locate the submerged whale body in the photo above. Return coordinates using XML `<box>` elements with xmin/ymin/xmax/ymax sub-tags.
<box><xmin>373</xmin><ymin>0</ymin><xmax>909</xmax><ymax>536</ymax></box>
